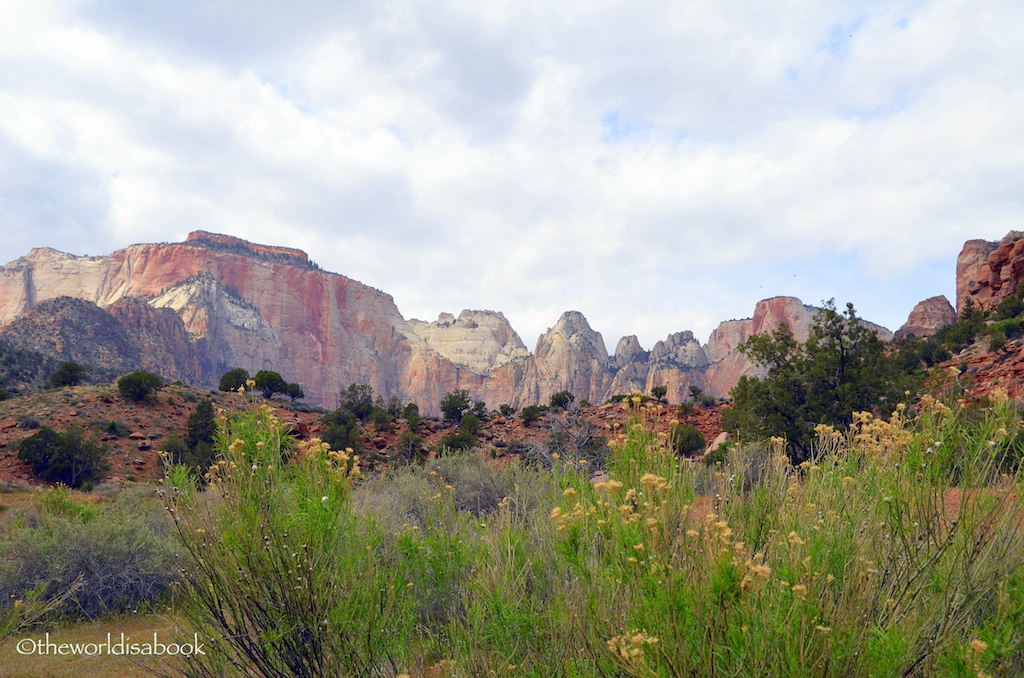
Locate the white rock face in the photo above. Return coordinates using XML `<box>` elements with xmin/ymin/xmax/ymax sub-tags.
<box><xmin>149</xmin><ymin>274</ymin><xmax>284</xmax><ymax>374</ymax></box>
<box><xmin>649</xmin><ymin>331</ymin><xmax>708</xmax><ymax>369</ymax></box>
<box><xmin>408</xmin><ymin>310</ymin><xmax>530</xmax><ymax>375</ymax></box>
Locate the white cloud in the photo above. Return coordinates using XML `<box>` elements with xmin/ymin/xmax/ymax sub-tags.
<box><xmin>0</xmin><ymin>0</ymin><xmax>1022</xmax><ymax>352</ymax></box>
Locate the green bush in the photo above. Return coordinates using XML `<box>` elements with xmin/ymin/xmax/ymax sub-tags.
<box><xmin>440</xmin><ymin>389</ymin><xmax>471</xmax><ymax>421</ymax></box>
<box><xmin>549</xmin><ymin>390</ymin><xmax>576</xmax><ymax>410</ymax></box>
<box><xmin>105</xmin><ymin>420</ymin><xmax>130</xmax><ymax>437</ymax></box>
<box><xmin>161</xmin><ymin>406</ymin><xmax>412</xmax><ymax>677</ymax></box>
<box><xmin>218</xmin><ymin>368</ymin><xmax>249</xmax><ymax>392</ymax></box>
<box><xmin>498</xmin><ymin>404</ymin><xmax>517</xmax><ymax>417</ymax></box>
<box><xmin>0</xmin><ymin>388</ymin><xmax>9</xmax><ymax>402</ymax></box>
<box><xmin>520</xmin><ymin>404</ymin><xmax>548</xmax><ymax>427</ymax></box>
<box><xmin>17</xmin><ymin>427</ymin><xmax>109</xmax><ymax>489</ymax></box>
<box><xmin>437</xmin><ymin>429</ymin><xmax>475</xmax><ymax>453</ymax></box>
<box><xmin>651</xmin><ymin>385</ymin><xmax>668</xmax><ymax>402</ymax></box>
<box><xmin>671</xmin><ymin>423</ymin><xmax>706</xmax><ymax>455</ymax></box>
<box><xmin>0</xmin><ymin>487</ymin><xmax>177</xmax><ymax>617</ymax></box>
<box><xmin>321</xmin><ymin>407</ymin><xmax>363</xmax><ymax>452</ymax></box>
<box><xmin>254</xmin><ymin>370</ymin><xmax>287</xmax><ymax>398</ymax></box>
<box><xmin>49</xmin><ymin>362</ymin><xmax>86</xmax><ymax>388</ymax></box>
<box><xmin>285</xmin><ymin>382</ymin><xmax>304</xmax><ymax>401</ymax></box>
<box><xmin>117</xmin><ymin>371</ymin><xmax>163</xmax><ymax>402</ymax></box>
<box><xmin>339</xmin><ymin>383</ymin><xmax>374</xmax><ymax>420</ymax></box>
<box><xmin>369</xmin><ymin>405</ymin><xmax>392</xmax><ymax>433</ymax></box>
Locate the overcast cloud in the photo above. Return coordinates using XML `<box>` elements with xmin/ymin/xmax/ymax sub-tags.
<box><xmin>1</xmin><ymin>0</ymin><xmax>1022</xmax><ymax>351</ymax></box>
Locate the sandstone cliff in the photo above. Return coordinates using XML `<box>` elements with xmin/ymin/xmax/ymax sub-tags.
<box><xmin>0</xmin><ymin>232</ymin><xmax>898</xmax><ymax>415</ymax></box>
<box><xmin>956</xmin><ymin>232</ymin><xmax>1024</xmax><ymax>313</ymax></box>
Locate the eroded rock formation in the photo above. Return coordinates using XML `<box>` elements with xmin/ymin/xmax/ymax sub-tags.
<box><xmin>895</xmin><ymin>296</ymin><xmax>957</xmax><ymax>340</ymax></box>
<box><xmin>957</xmin><ymin>232</ymin><xmax>1024</xmax><ymax>313</ymax></box>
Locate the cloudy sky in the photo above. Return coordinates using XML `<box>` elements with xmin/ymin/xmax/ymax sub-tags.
<box><xmin>1</xmin><ymin>0</ymin><xmax>1022</xmax><ymax>352</ymax></box>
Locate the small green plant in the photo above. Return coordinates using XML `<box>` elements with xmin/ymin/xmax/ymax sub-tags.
<box><xmin>651</xmin><ymin>385</ymin><xmax>668</xmax><ymax>402</ymax></box>
<box><xmin>17</xmin><ymin>426</ymin><xmax>110</xmax><ymax>489</ymax></box>
<box><xmin>520</xmin><ymin>404</ymin><xmax>547</xmax><ymax>427</ymax></box>
<box><xmin>671</xmin><ymin>423</ymin><xmax>706</xmax><ymax>455</ymax></box>
<box><xmin>549</xmin><ymin>390</ymin><xmax>576</xmax><ymax>410</ymax></box>
<box><xmin>440</xmin><ymin>389</ymin><xmax>472</xmax><ymax>421</ymax></box>
<box><xmin>105</xmin><ymin>420</ymin><xmax>130</xmax><ymax>437</ymax></box>
<box><xmin>218</xmin><ymin>367</ymin><xmax>250</xmax><ymax>392</ymax></box>
<box><xmin>49</xmin><ymin>361</ymin><xmax>86</xmax><ymax>388</ymax></box>
<box><xmin>498</xmin><ymin>403</ymin><xmax>517</xmax><ymax>417</ymax></box>
<box><xmin>117</xmin><ymin>371</ymin><xmax>163</xmax><ymax>402</ymax></box>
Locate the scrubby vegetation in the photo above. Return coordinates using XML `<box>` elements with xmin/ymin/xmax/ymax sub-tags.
<box><xmin>0</xmin><ymin>486</ymin><xmax>177</xmax><ymax>617</ymax></box>
<box><xmin>144</xmin><ymin>391</ymin><xmax>1024</xmax><ymax>677</ymax></box>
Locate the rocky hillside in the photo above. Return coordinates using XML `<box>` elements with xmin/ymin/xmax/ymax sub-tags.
<box><xmin>0</xmin><ymin>231</ymin><xmax>897</xmax><ymax>416</ymax></box>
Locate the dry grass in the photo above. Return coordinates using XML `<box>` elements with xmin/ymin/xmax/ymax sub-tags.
<box><xmin>0</xmin><ymin>614</ymin><xmax>184</xmax><ymax>678</ymax></box>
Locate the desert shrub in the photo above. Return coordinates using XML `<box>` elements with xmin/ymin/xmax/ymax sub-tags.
<box><xmin>472</xmin><ymin>400</ymin><xmax>488</xmax><ymax>419</ymax></box>
<box><xmin>117</xmin><ymin>371</ymin><xmax>163</xmax><ymax>402</ymax></box>
<box><xmin>395</xmin><ymin>431</ymin><xmax>425</xmax><ymax>464</ymax></box>
<box><xmin>549</xmin><ymin>390</ymin><xmax>576</xmax><ymax>410</ymax></box>
<box><xmin>440</xmin><ymin>389</ymin><xmax>471</xmax><ymax>421</ymax></box>
<box><xmin>285</xmin><ymin>382</ymin><xmax>304</xmax><ymax>401</ymax></box>
<box><xmin>651</xmin><ymin>385</ymin><xmax>668</xmax><ymax>402</ymax></box>
<box><xmin>18</xmin><ymin>416</ymin><xmax>39</xmax><ymax>430</ymax></box>
<box><xmin>0</xmin><ymin>388</ymin><xmax>10</xmax><ymax>402</ymax></box>
<box><xmin>48</xmin><ymin>361</ymin><xmax>86</xmax><ymax>388</ymax></box>
<box><xmin>0</xmin><ymin>486</ymin><xmax>177</xmax><ymax>617</ymax></box>
<box><xmin>254</xmin><ymin>370</ymin><xmax>287</xmax><ymax>398</ymax></box>
<box><xmin>498</xmin><ymin>404</ymin><xmax>516</xmax><ymax>416</ymax></box>
<box><xmin>460</xmin><ymin>412</ymin><xmax>482</xmax><ymax>435</ymax></box>
<box><xmin>677</xmin><ymin>402</ymin><xmax>697</xmax><ymax>419</ymax></box>
<box><xmin>437</xmin><ymin>429</ymin><xmax>476</xmax><ymax>453</ymax></box>
<box><xmin>369</xmin><ymin>405</ymin><xmax>392</xmax><ymax>433</ymax></box>
<box><xmin>520</xmin><ymin>404</ymin><xmax>547</xmax><ymax>426</ymax></box>
<box><xmin>321</xmin><ymin>406</ymin><xmax>363</xmax><ymax>453</ymax></box>
<box><xmin>105</xmin><ymin>419</ymin><xmax>130</xmax><ymax>437</ymax></box>
<box><xmin>671</xmin><ymin>423</ymin><xmax>706</xmax><ymax>455</ymax></box>
<box><xmin>18</xmin><ymin>427</ymin><xmax>109</xmax><ymax>490</ymax></box>
<box><xmin>339</xmin><ymin>383</ymin><xmax>374</xmax><ymax>420</ymax></box>
<box><xmin>402</xmin><ymin>402</ymin><xmax>420</xmax><ymax>421</ymax></box>
<box><xmin>994</xmin><ymin>291</ymin><xmax>1024</xmax><ymax>320</ymax></box>
<box><xmin>161</xmin><ymin>407</ymin><xmax>413</xmax><ymax>678</ymax></box>
<box><xmin>218</xmin><ymin>368</ymin><xmax>249</xmax><ymax>392</ymax></box>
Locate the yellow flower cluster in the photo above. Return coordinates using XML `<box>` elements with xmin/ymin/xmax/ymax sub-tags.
<box><xmin>606</xmin><ymin>629</ymin><xmax>659</xmax><ymax>660</ymax></box>
<box><xmin>851</xmin><ymin>408</ymin><xmax>912</xmax><ymax>457</ymax></box>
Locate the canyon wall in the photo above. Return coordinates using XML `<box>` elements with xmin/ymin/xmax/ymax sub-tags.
<box><xmin>0</xmin><ymin>232</ymin><xmax>895</xmax><ymax>415</ymax></box>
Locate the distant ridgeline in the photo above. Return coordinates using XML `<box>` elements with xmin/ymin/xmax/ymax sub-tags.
<box><xmin>182</xmin><ymin>231</ymin><xmax>322</xmax><ymax>270</ymax></box>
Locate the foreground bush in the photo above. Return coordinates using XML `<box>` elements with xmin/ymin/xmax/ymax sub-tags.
<box><xmin>0</xmin><ymin>486</ymin><xmax>177</xmax><ymax>616</ymax></box>
<box><xmin>159</xmin><ymin>394</ymin><xmax>1024</xmax><ymax>677</ymax></box>
<box><xmin>163</xmin><ymin>406</ymin><xmax>415</xmax><ymax>677</ymax></box>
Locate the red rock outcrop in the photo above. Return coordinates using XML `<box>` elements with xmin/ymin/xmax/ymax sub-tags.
<box><xmin>895</xmin><ymin>295</ymin><xmax>957</xmax><ymax>340</ymax></box>
<box><xmin>956</xmin><ymin>232</ymin><xmax>1024</xmax><ymax>313</ymax></box>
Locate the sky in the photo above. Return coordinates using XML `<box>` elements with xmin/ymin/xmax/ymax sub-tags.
<box><xmin>1</xmin><ymin>0</ymin><xmax>1022</xmax><ymax>353</ymax></box>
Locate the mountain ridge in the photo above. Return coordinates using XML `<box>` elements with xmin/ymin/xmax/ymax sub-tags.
<box><xmin>0</xmin><ymin>231</ymin><xmax>911</xmax><ymax>415</ymax></box>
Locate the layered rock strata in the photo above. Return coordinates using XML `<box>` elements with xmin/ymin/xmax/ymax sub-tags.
<box><xmin>0</xmin><ymin>233</ymin><xmax>897</xmax><ymax>415</ymax></box>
